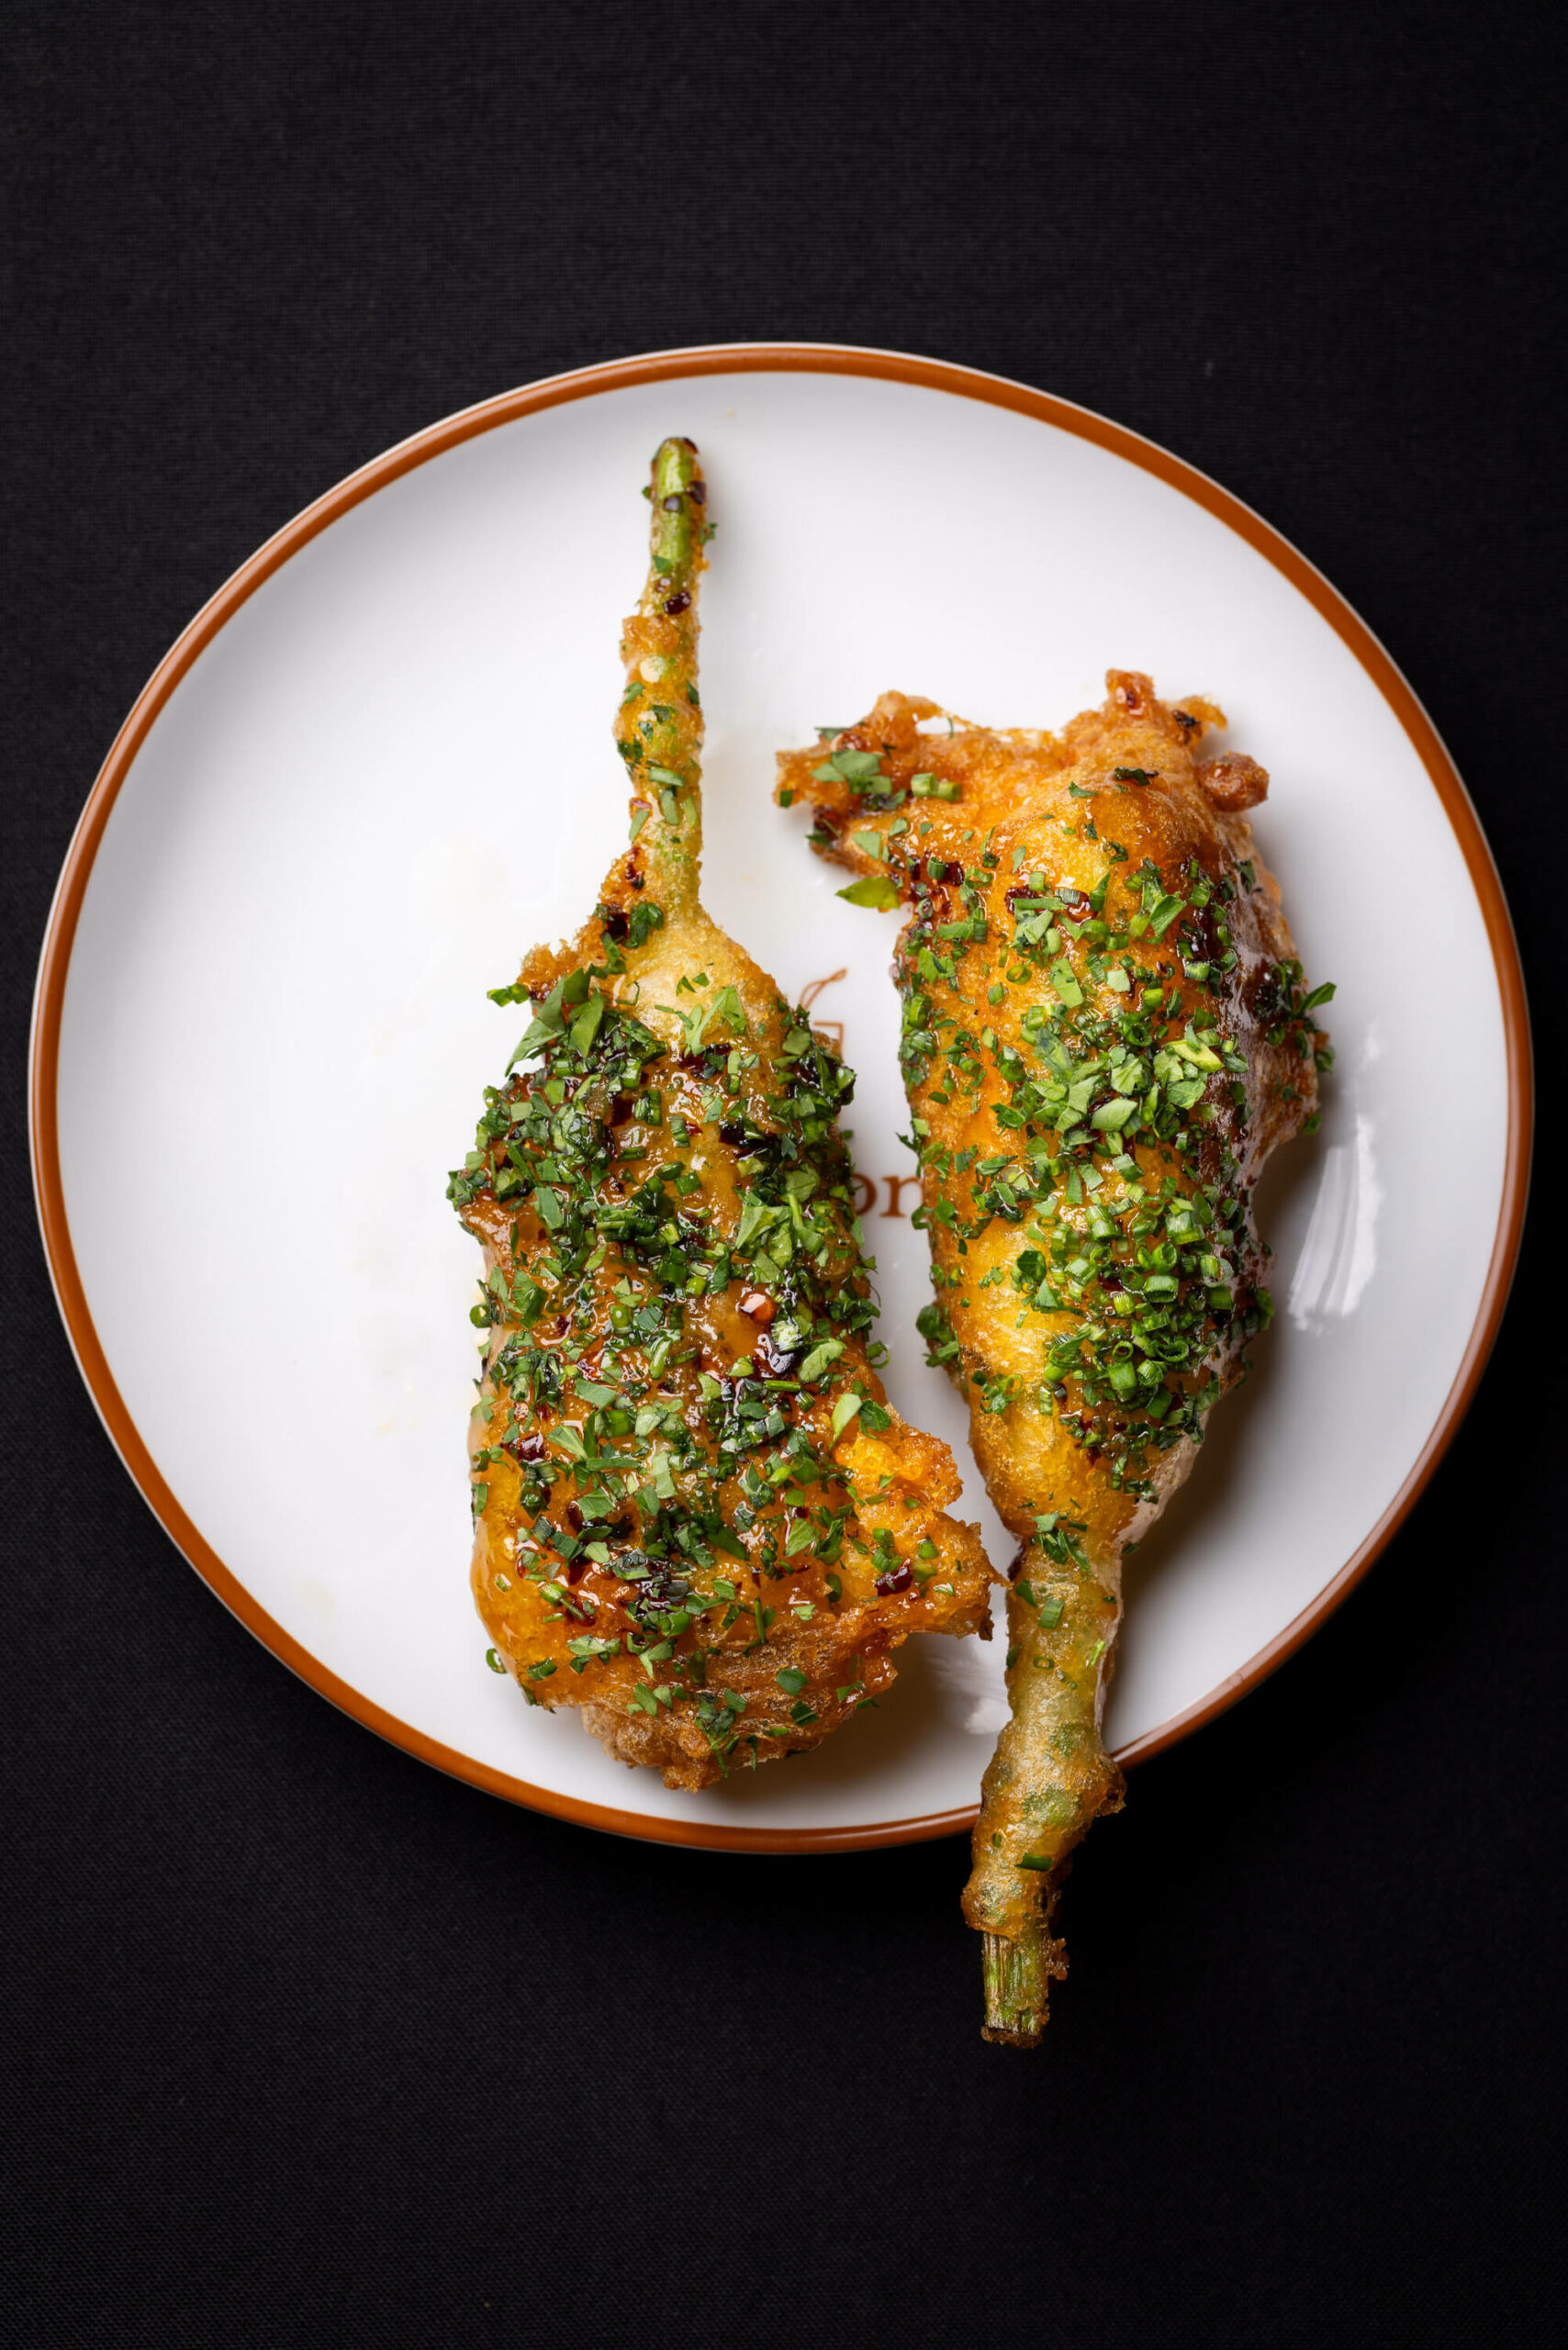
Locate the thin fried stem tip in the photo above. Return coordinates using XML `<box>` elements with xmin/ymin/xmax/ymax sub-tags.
<box><xmin>980</xmin><ymin>1929</ymin><xmax>1048</xmax><ymax>2048</ymax></box>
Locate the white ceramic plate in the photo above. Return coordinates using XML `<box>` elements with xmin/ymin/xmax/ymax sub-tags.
<box><xmin>32</xmin><ymin>347</ymin><xmax>1529</xmax><ymax>1851</ymax></box>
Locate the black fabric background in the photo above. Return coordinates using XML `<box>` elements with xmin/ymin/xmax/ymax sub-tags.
<box><xmin>4</xmin><ymin>5</ymin><xmax>1563</xmax><ymax>2343</ymax></box>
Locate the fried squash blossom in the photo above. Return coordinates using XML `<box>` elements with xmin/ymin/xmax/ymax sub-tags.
<box><xmin>450</xmin><ymin>442</ymin><xmax>991</xmax><ymax>1788</ymax></box>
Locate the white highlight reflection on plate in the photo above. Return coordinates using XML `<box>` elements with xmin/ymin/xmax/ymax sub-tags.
<box><xmin>1287</xmin><ymin>1030</ymin><xmax>1384</xmax><ymax>1328</ymax></box>
<box><xmin>48</xmin><ymin>364</ymin><xmax>1512</xmax><ymax>1839</ymax></box>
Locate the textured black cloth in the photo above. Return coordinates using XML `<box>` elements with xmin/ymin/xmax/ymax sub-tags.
<box><xmin>4</xmin><ymin>6</ymin><xmax>1562</xmax><ymax>2344</ymax></box>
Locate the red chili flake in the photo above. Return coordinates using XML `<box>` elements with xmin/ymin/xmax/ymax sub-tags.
<box><xmin>755</xmin><ymin>1329</ymin><xmax>801</xmax><ymax>1379</ymax></box>
<box><xmin>664</xmin><ymin>591</ymin><xmax>691</xmax><ymax>616</ymax></box>
<box><xmin>719</xmin><ymin>1120</ymin><xmax>768</xmax><ymax>1157</ymax></box>
<box><xmin>874</xmin><ymin>1564</ymin><xmax>913</xmax><ymax>1595</ymax></box>
<box><xmin>565</xmin><ymin>1502</ymin><xmax>584</xmax><ymax>1533</ymax></box>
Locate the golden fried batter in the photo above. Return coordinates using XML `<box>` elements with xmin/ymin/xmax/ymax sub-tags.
<box><xmin>778</xmin><ymin>672</ymin><xmax>1329</xmax><ymax>2031</ymax></box>
<box><xmin>448</xmin><ymin>444</ymin><xmax>991</xmax><ymax>1790</ymax></box>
